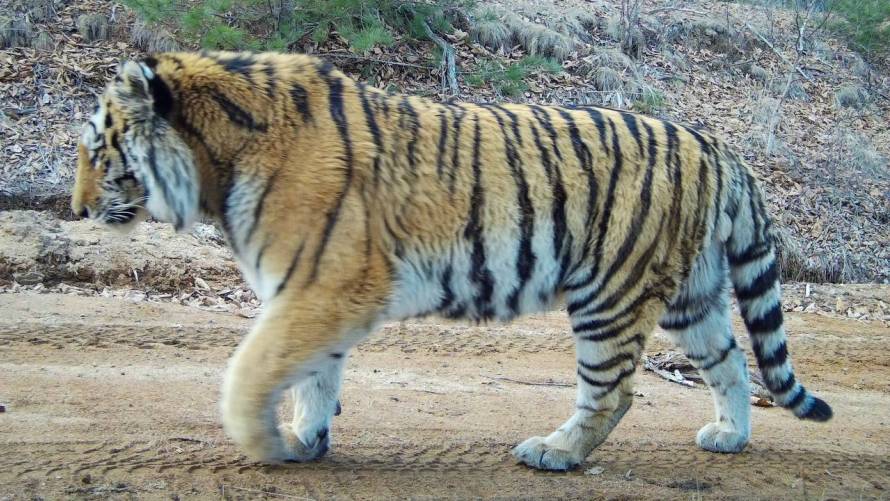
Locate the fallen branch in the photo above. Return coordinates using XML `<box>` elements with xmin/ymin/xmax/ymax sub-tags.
<box><xmin>483</xmin><ymin>376</ymin><xmax>574</xmax><ymax>388</ymax></box>
<box><xmin>645</xmin><ymin>7</ymin><xmax>709</xmax><ymax>16</ymax></box>
<box><xmin>642</xmin><ymin>356</ymin><xmax>696</xmax><ymax>387</ymax></box>
<box><xmin>316</xmin><ymin>52</ymin><xmax>434</xmax><ymax>70</ymax></box>
<box><xmin>742</xmin><ymin>21</ymin><xmax>813</xmax><ymax>83</ymax></box>
<box><xmin>422</xmin><ymin>18</ymin><xmax>459</xmax><ymax>96</ymax></box>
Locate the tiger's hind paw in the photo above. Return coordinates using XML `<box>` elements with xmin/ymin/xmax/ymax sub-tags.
<box><xmin>512</xmin><ymin>436</ymin><xmax>582</xmax><ymax>471</ymax></box>
<box><xmin>696</xmin><ymin>422</ymin><xmax>749</xmax><ymax>453</ymax></box>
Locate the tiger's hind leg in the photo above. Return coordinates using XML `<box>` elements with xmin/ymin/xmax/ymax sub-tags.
<box><xmin>513</xmin><ymin>292</ymin><xmax>662</xmax><ymax>471</ymax></box>
<box><xmin>282</xmin><ymin>353</ymin><xmax>347</xmax><ymax>461</ymax></box>
<box><xmin>659</xmin><ymin>243</ymin><xmax>751</xmax><ymax>453</ymax></box>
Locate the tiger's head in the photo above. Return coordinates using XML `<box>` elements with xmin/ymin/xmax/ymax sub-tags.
<box><xmin>72</xmin><ymin>57</ymin><xmax>199</xmax><ymax>232</ymax></box>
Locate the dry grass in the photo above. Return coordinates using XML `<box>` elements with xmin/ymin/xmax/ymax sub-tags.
<box><xmin>834</xmin><ymin>84</ymin><xmax>869</xmax><ymax>109</ymax></box>
<box><xmin>744</xmin><ymin>63</ymin><xmax>769</xmax><ymax>84</ymax></box>
<box><xmin>0</xmin><ymin>16</ymin><xmax>33</xmax><ymax>48</ymax></box>
<box><xmin>31</xmin><ymin>30</ymin><xmax>53</xmax><ymax>51</ymax></box>
<box><xmin>76</xmin><ymin>14</ymin><xmax>109</xmax><ymax>42</ymax></box>
<box><xmin>470</xmin><ymin>9</ymin><xmax>575</xmax><ymax>61</ymax></box>
<box><xmin>604</xmin><ymin>15</ymin><xmax>646</xmax><ymax>59</ymax></box>
<box><xmin>23</xmin><ymin>0</ymin><xmax>57</xmax><ymax>22</ymax></box>
<box><xmin>130</xmin><ymin>19</ymin><xmax>179</xmax><ymax>53</ymax></box>
<box><xmin>593</xmin><ymin>66</ymin><xmax>622</xmax><ymax>92</ymax></box>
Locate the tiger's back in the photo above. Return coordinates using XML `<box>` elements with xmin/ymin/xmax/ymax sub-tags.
<box><xmin>71</xmin><ymin>51</ymin><xmax>831</xmax><ymax>471</ymax></box>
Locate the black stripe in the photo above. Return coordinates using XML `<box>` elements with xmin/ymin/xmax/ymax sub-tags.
<box><xmin>436</xmin><ymin>108</ymin><xmax>449</xmax><ymax>178</ymax></box>
<box><xmin>221</xmin><ymin>55</ymin><xmax>256</xmax><ymax>82</ymax></box>
<box><xmin>437</xmin><ymin>265</ymin><xmax>455</xmax><ymax>312</ymax></box>
<box><xmin>276</xmin><ymin>241</ymin><xmax>306</xmax><ymax>296</ymax></box>
<box><xmin>620</xmin><ymin>112</ymin><xmax>644</xmax><ymax>157</ymax></box>
<box><xmin>557</xmin><ymin>109</ymin><xmax>598</xmax><ymax>267</ymax></box>
<box><xmin>305</xmin><ymin>69</ymin><xmax>354</xmax><ymax>285</ymax></box>
<box><xmin>662</xmin><ymin>121</ymin><xmax>684</xmax><ymax>254</ymax></box>
<box><xmin>735</xmin><ymin>261</ymin><xmax>778</xmax><ymax>301</ymax></box>
<box><xmin>576</xmin><ymin>318</ymin><xmax>635</xmax><ymax>342</ymax></box>
<box><xmin>728</xmin><ymin>244</ymin><xmax>772</xmax><ymax>266</ymax></box>
<box><xmin>784</xmin><ymin>386</ymin><xmax>806</xmax><ymax>409</ymax></box>
<box><xmin>209</xmin><ymin>90</ymin><xmax>267</xmax><ymax>131</ymax></box>
<box><xmin>584</xmin><ymin>119</ymin><xmax>656</xmax><ymax>302</ymax></box>
<box><xmin>448</xmin><ymin>105</ymin><xmax>464</xmax><ymax>194</ymax></box>
<box><xmin>493</xmin><ymin>104</ymin><xmax>523</xmax><ymax>146</ymax></box>
<box><xmin>259</xmin><ymin>64</ymin><xmax>276</xmax><ymax>100</ymax></box>
<box><xmin>466</xmin><ymin>117</ymin><xmax>495</xmax><ymax>319</ymax></box>
<box><xmin>110</xmin><ymin>133</ymin><xmax>128</xmax><ymax>169</ymax></box>
<box><xmin>245</xmin><ymin>172</ymin><xmax>278</xmax><ymax>242</ymax></box>
<box><xmin>530</xmin><ymin>105</ymin><xmax>562</xmax><ymax>161</ymax></box>
<box><xmin>742</xmin><ymin>303</ymin><xmax>783</xmax><ymax>335</ymax></box>
<box><xmin>290</xmin><ymin>83</ymin><xmax>312</xmax><ymax>123</ymax></box>
<box><xmin>400</xmin><ymin>96</ymin><xmax>419</xmax><ymax>172</ymax></box>
<box><xmin>146</xmin><ymin>140</ymin><xmax>179</xmax><ymax>229</ymax></box>
<box><xmin>578</xmin><ymin>217</ymin><xmax>665</xmax><ymax>318</ymax></box>
<box><xmin>657</xmin><ymin>302</ymin><xmax>711</xmax><ymax>331</ymax></box>
<box><xmin>754</xmin><ymin>340</ymin><xmax>788</xmax><ymax>370</ymax></box>
<box><xmin>330</xmin><ymin>353</ymin><xmax>344</xmax><ymax>359</ymax></box>
<box><xmin>577</xmin><ymin>367</ymin><xmax>636</xmax><ymax>398</ymax></box>
<box><xmin>531</xmin><ymin>124</ymin><xmax>568</xmax><ymax>267</ymax></box>
<box><xmin>487</xmin><ymin>107</ymin><xmax>536</xmax><ymax>314</ymax></box>
<box><xmin>770</xmin><ymin>372</ymin><xmax>797</xmax><ymax>394</ymax></box>
<box><xmin>358</xmin><ymin>84</ymin><xmax>383</xmax><ymax>186</ymax></box>
<box><xmin>699</xmin><ymin>338</ymin><xmax>737</xmax><ymax>371</ymax></box>
<box><xmin>578</xmin><ymin>352</ymin><xmax>635</xmax><ymax>372</ymax></box>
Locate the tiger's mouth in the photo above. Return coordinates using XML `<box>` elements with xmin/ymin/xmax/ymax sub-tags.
<box><xmin>102</xmin><ymin>206</ymin><xmax>140</xmax><ymax>226</ymax></box>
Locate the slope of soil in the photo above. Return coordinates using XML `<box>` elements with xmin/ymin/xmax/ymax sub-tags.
<box><xmin>0</xmin><ymin>292</ymin><xmax>888</xmax><ymax>500</ymax></box>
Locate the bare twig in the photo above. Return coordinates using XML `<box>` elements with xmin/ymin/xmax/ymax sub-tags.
<box><xmin>642</xmin><ymin>357</ymin><xmax>696</xmax><ymax>387</ymax></box>
<box><xmin>742</xmin><ymin>21</ymin><xmax>813</xmax><ymax>83</ymax></box>
<box><xmin>422</xmin><ymin>19</ymin><xmax>458</xmax><ymax>96</ymax></box>
<box><xmin>645</xmin><ymin>7</ymin><xmax>709</xmax><ymax>16</ymax></box>
<box><xmin>316</xmin><ymin>52</ymin><xmax>434</xmax><ymax>70</ymax></box>
<box><xmin>483</xmin><ymin>376</ymin><xmax>574</xmax><ymax>387</ymax></box>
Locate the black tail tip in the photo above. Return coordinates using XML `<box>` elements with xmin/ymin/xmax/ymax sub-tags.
<box><xmin>799</xmin><ymin>396</ymin><xmax>833</xmax><ymax>422</ymax></box>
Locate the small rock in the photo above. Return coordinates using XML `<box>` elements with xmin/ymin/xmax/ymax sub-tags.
<box><xmin>81</xmin><ymin>473</ymin><xmax>91</xmax><ymax>484</ymax></box>
<box><xmin>585</xmin><ymin>466</ymin><xmax>605</xmax><ymax>475</ymax></box>
<box><xmin>835</xmin><ymin>297</ymin><xmax>847</xmax><ymax>313</ymax></box>
<box><xmin>13</xmin><ymin>271</ymin><xmax>43</xmax><ymax>286</ymax></box>
<box><xmin>0</xmin><ymin>404</ymin><xmax>6</xmax><ymax>413</ymax></box>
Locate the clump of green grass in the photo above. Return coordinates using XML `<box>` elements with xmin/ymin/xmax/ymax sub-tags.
<box><xmin>467</xmin><ymin>55</ymin><xmax>562</xmax><ymax>97</ymax></box>
<box><xmin>633</xmin><ymin>86</ymin><xmax>665</xmax><ymax>114</ymax></box>
<box><xmin>831</xmin><ymin>0</ymin><xmax>890</xmax><ymax>60</ymax></box>
<box><xmin>124</xmin><ymin>0</ymin><xmax>465</xmax><ymax>51</ymax></box>
<box><xmin>76</xmin><ymin>14</ymin><xmax>109</xmax><ymax>42</ymax></box>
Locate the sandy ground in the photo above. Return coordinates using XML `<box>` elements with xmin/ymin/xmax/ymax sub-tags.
<box><xmin>0</xmin><ymin>292</ymin><xmax>888</xmax><ymax>500</ymax></box>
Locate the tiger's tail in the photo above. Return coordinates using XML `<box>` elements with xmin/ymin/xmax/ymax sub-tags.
<box><xmin>726</xmin><ymin>171</ymin><xmax>832</xmax><ymax>422</ymax></box>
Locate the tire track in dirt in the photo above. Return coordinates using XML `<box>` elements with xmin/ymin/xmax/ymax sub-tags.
<box><xmin>3</xmin><ymin>438</ymin><xmax>888</xmax><ymax>491</ymax></box>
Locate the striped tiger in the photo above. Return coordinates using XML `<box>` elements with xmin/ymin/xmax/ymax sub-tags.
<box><xmin>70</xmin><ymin>51</ymin><xmax>832</xmax><ymax>471</ymax></box>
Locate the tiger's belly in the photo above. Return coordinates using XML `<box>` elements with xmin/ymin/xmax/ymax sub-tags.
<box><xmin>384</xmin><ymin>226</ymin><xmax>566</xmax><ymax>322</ymax></box>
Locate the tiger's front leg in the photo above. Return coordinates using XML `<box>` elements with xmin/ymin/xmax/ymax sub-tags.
<box><xmin>220</xmin><ymin>293</ymin><xmax>375</xmax><ymax>463</ymax></box>
<box><xmin>513</xmin><ymin>292</ymin><xmax>660</xmax><ymax>471</ymax></box>
<box><xmin>282</xmin><ymin>354</ymin><xmax>347</xmax><ymax>461</ymax></box>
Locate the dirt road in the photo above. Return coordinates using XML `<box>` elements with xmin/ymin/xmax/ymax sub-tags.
<box><xmin>1</xmin><ymin>292</ymin><xmax>888</xmax><ymax>500</ymax></box>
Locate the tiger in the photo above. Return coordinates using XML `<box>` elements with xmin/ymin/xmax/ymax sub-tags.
<box><xmin>70</xmin><ymin>50</ymin><xmax>832</xmax><ymax>471</ymax></box>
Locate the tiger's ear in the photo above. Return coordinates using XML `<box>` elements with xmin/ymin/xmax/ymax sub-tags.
<box><xmin>113</xmin><ymin>59</ymin><xmax>175</xmax><ymax>119</ymax></box>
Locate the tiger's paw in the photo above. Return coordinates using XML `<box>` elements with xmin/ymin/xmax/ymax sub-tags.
<box><xmin>512</xmin><ymin>436</ymin><xmax>582</xmax><ymax>471</ymax></box>
<box><xmin>281</xmin><ymin>425</ymin><xmax>331</xmax><ymax>463</ymax></box>
<box><xmin>696</xmin><ymin>422</ymin><xmax>749</xmax><ymax>453</ymax></box>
